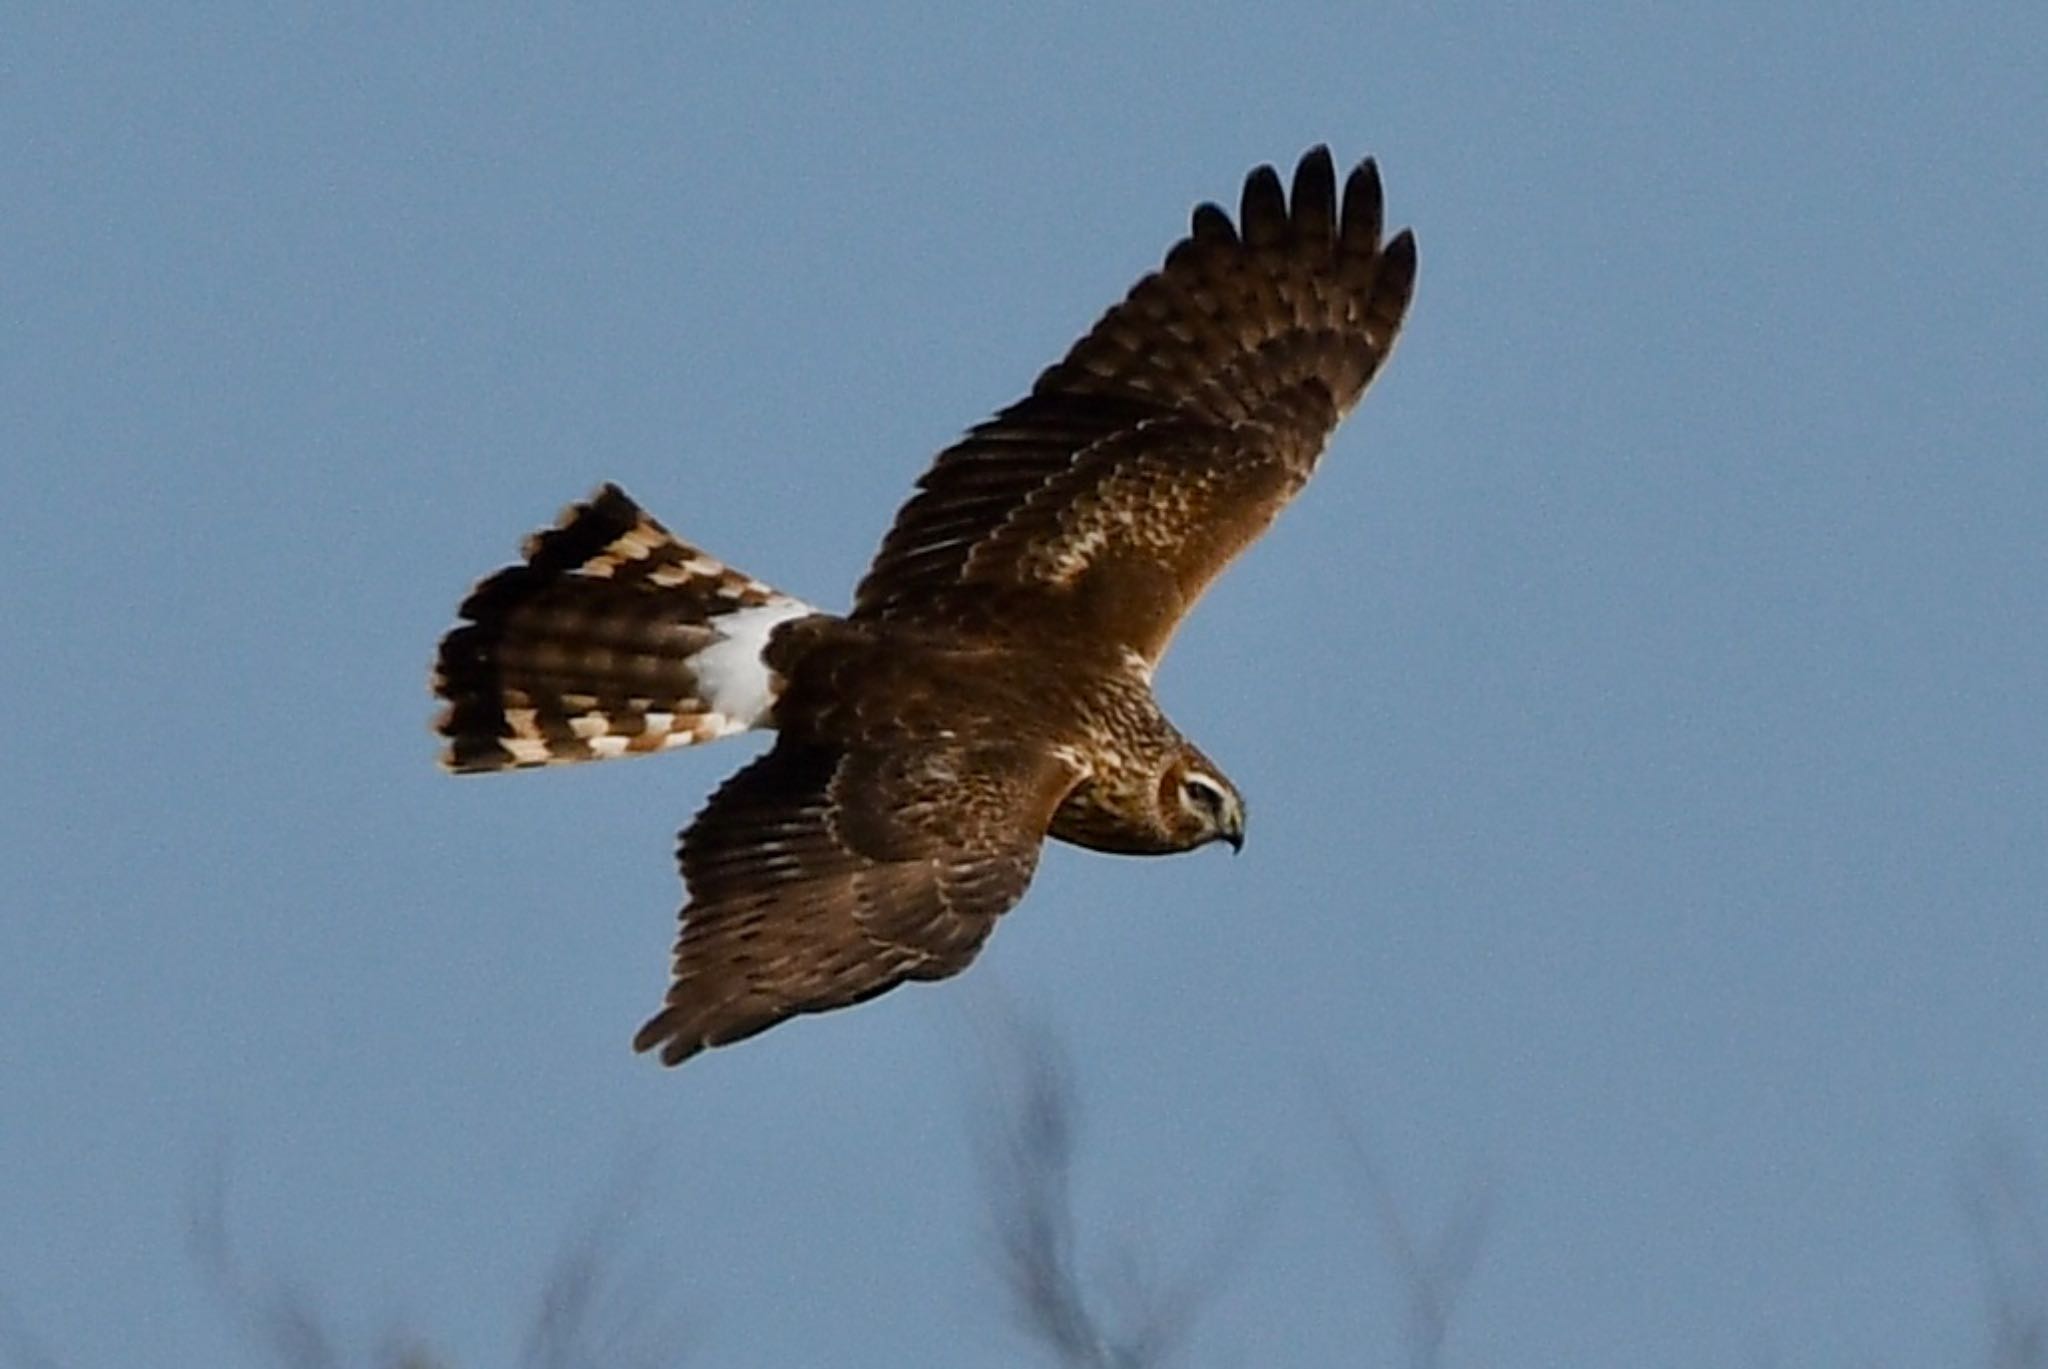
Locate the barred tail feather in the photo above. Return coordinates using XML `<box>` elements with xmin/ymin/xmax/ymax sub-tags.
<box><xmin>432</xmin><ymin>484</ymin><xmax>817</xmax><ymax>773</ymax></box>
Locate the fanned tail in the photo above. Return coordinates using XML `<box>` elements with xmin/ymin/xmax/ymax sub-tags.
<box><xmin>432</xmin><ymin>484</ymin><xmax>817</xmax><ymax>773</ymax></box>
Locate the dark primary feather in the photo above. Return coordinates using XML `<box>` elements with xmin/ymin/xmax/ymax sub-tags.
<box><xmin>853</xmin><ymin>146</ymin><xmax>1416</xmax><ymax>664</ymax></box>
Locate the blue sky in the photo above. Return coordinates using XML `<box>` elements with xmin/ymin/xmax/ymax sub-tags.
<box><xmin>4</xmin><ymin>6</ymin><xmax>2045</xmax><ymax>1365</ymax></box>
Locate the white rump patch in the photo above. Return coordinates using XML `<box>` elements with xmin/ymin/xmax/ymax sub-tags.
<box><xmin>690</xmin><ymin>598</ymin><xmax>814</xmax><ymax>731</ymax></box>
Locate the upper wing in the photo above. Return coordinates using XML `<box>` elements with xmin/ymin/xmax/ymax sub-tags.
<box><xmin>632</xmin><ymin>736</ymin><xmax>1082</xmax><ymax>1066</ymax></box>
<box><xmin>852</xmin><ymin>147</ymin><xmax>1416</xmax><ymax>665</ymax></box>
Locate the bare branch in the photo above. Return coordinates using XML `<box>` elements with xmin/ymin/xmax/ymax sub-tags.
<box><xmin>975</xmin><ymin>1024</ymin><xmax>1105</xmax><ymax>1363</ymax></box>
<box><xmin>1326</xmin><ymin>1102</ymin><xmax>1491</xmax><ymax>1369</ymax></box>
<box><xmin>967</xmin><ymin>1014</ymin><xmax>1256</xmax><ymax>1368</ymax></box>
<box><xmin>1961</xmin><ymin>1132</ymin><xmax>2048</xmax><ymax>1369</ymax></box>
<box><xmin>186</xmin><ymin>1151</ymin><xmax>352</xmax><ymax>1369</ymax></box>
<box><xmin>186</xmin><ymin>1154</ymin><xmax>689</xmax><ymax>1369</ymax></box>
<box><xmin>517</xmin><ymin>1174</ymin><xmax>692</xmax><ymax>1369</ymax></box>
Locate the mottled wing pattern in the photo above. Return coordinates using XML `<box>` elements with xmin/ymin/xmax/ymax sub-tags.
<box><xmin>853</xmin><ymin>146</ymin><xmax>1416</xmax><ymax>664</ymax></box>
<box><xmin>434</xmin><ymin>485</ymin><xmax>809</xmax><ymax>772</ymax></box>
<box><xmin>632</xmin><ymin>737</ymin><xmax>1083</xmax><ymax>1066</ymax></box>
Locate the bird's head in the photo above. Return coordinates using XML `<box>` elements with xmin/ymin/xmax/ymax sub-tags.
<box><xmin>1158</xmin><ymin>745</ymin><xmax>1246</xmax><ymax>853</ymax></box>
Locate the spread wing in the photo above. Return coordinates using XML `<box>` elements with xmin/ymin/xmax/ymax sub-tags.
<box><xmin>852</xmin><ymin>146</ymin><xmax>1417</xmax><ymax>665</ymax></box>
<box><xmin>632</xmin><ymin>737</ymin><xmax>1082</xmax><ymax>1066</ymax></box>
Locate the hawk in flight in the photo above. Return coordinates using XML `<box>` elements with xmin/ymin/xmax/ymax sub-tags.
<box><xmin>434</xmin><ymin>147</ymin><xmax>1416</xmax><ymax>1065</ymax></box>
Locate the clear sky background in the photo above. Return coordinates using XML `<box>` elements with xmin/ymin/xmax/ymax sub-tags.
<box><xmin>4</xmin><ymin>7</ymin><xmax>2045</xmax><ymax>1366</ymax></box>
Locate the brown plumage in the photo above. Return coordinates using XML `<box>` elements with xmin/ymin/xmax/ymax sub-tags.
<box><xmin>432</xmin><ymin>147</ymin><xmax>1416</xmax><ymax>1065</ymax></box>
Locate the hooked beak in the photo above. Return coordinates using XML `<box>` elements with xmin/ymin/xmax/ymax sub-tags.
<box><xmin>1220</xmin><ymin>801</ymin><xmax>1245</xmax><ymax>854</ymax></box>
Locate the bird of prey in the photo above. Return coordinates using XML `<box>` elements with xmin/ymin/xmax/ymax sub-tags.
<box><xmin>433</xmin><ymin>147</ymin><xmax>1416</xmax><ymax>1066</ymax></box>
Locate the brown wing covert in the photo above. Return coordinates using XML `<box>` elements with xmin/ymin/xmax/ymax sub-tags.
<box><xmin>631</xmin><ymin>738</ymin><xmax>1082</xmax><ymax>1065</ymax></box>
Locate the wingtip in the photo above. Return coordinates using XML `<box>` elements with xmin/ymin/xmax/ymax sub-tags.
<box><xmin>1239</xmin><ymin>163</ymin><xmax>1288</xmax><ymax>247</ymax></box>
<box><xmin>1290</xmin><ymin>146</ymin><xmax>1338</xmax><ymax>245</ymax></box>
<box><xmin>1294</xmin><ymin>144</ymin><xmax>1336</xmax><ymax>193</ymax></box>
<box><xmin>1384</xmin><ymin>226</ymin><xmax>1419</xmax><ymax>276</ymax></box>
<box><xmin>1190</xmin><ymin>199</ymin><xmax>1237</xmax><ymax>245</ymax></box>
<box><xmin>1339</xmin><ymin>157</ymin><xmax>1386</xmax><ymax>254</ymax></box>
<box><xmin>632</xmin><ymin>1006</ymin><xmax>712</xmax><ymax>1066</ymax></box>
<box><xmin>631</xmin><ymin>1013</ymin><xmax>688</xmax><ymax>1065</ymax></box>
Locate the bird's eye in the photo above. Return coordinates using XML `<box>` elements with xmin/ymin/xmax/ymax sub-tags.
<box><xmin>1182</xmin><ymin>775</ymin><xmax>1226</xmax><ymax>817</ymax></box>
